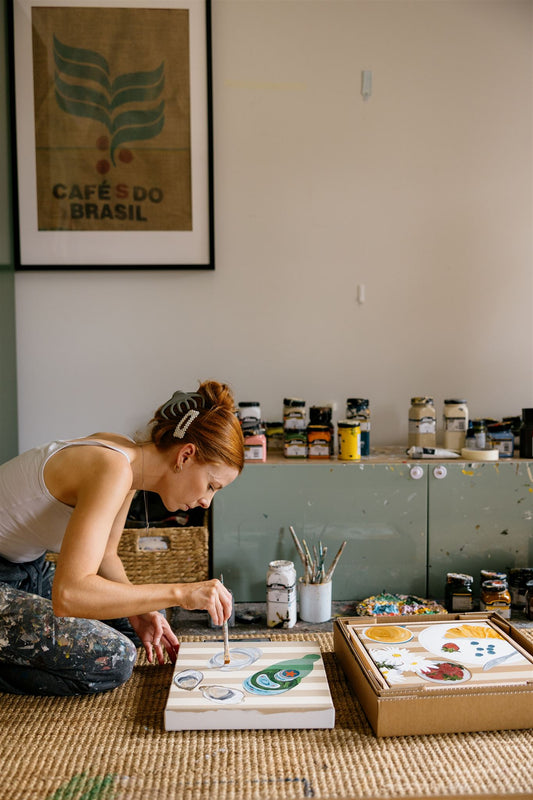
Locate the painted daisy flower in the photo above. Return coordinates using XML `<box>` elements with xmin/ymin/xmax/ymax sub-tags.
<box><xmin>369</xmin><ymin>647</ymin><xmax>410</xmax><ymax>668</ymax></box>
<box><xmin>399</xmin><ymin>653</ymin><xmax>432</xmax><ymax>672</ymax></box>
<box><xmin>379</xmin><ymin>666</ymin><xmax>407</xmax><ymax>684</ymax></box>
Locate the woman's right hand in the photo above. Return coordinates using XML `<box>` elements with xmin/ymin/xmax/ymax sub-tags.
<box><xmin>176</xmin><ymin>578</ymin><xmax>232</xmax><ymax>626</ymax></box>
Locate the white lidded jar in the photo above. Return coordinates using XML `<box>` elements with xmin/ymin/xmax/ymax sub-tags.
<box><xmin>442</xmin><ymin>399</ymin><xmax>469</xmax><ymax>451</ymax></box>
<box><xmin>408</xmin><ymin>397</ymin><xmax>436</xmax><ymax>448</ymax></box>
<box><xmin>266</xmin><ymin>560</ymin><xmax>297</xmax><ymax>628</ymax></box>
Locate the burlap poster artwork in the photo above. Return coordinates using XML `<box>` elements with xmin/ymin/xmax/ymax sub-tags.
<box><xmin>31</xmin><ymin>7</ymin><xmax>192</xmax><ymax>232</ymax></box>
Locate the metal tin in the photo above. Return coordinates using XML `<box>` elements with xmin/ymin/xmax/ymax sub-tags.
<box><xmin>337</xmin><ymin>420</ymin><xmax>361</xmax><ymax>461</ymax></box>
<box><xmin>266</xmin><ymin>560</ymin><xmax>297</xmax><ymax>629</ymax></box>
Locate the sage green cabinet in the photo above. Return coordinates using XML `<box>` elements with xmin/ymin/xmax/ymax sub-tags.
<box><xmin>427</xmin><ymin>460</ymin><xmax>533</xmax><ymax>598</ymax></box>
<box><xmin>212</xmin><ymin>460</ymin><xmax>428</xmax><ymax>602</ymax></box>
<box><xmin>212</xmin><ymin>458</ymin><xmax>533</xmax><ymax>604</ymax></box>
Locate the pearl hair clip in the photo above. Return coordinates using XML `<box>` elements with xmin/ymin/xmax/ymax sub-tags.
<box><xmin>173</xmin><ymin>409</ymin><xmax>200</xmax><ymax>439</ymax></box>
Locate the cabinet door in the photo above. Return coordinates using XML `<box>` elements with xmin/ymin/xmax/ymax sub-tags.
<box><xmin>212</xmin><ymin>461</ymin><xmax>428</xmax><ymax>602</ymax></box>
<box><xmin>427</xmin><ymin>461</ymin><xmax>533</xmax><ymax>599</ymax></box>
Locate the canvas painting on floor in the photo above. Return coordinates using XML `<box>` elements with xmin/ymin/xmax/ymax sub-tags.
<box><xmin>164</xmin><ymin>639</ymin><xmax>335</xmax><ymax>730</ymax></box>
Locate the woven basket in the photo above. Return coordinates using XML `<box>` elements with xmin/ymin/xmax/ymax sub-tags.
<box><xmin>118</xmin><ymin>524</ymin><xmax>209</xmax><ymax>584</ymax></box>
<box><xmin>46</xmin><ymin>519</ymin><xmax>209</xmax><ymax>585</ymax></box>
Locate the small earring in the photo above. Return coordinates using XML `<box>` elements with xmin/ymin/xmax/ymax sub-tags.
<box><xmin>175</xmin><ymin>464</ymin><xmax>182</xmax><ymax>473</ymax></box>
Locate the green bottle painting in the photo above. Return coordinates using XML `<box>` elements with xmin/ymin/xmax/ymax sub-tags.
<box><xmin>243</xmin><ymin>653</ymin><xmax>320</xmax><ymax>695</ymax></box>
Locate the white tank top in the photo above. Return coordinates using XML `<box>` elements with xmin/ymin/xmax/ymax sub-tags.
<box><xmin>0</xmin><ymin>439</ymin><xmax>132</xmax><ymax>563</ymax></box>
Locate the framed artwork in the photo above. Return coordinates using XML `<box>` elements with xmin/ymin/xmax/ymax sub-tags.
<box><xmin>11</xmin><ymin>0</ymin><xmax>214</xmax><ymax>270</ymax></box>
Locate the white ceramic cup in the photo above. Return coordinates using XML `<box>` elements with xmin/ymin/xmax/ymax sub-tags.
<box><xmin>299</xmin><ymin>580</ymin><xmax>332</xmax><ymax>623</ymax></box>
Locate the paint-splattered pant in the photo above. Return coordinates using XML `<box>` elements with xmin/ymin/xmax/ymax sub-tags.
<box><xmin>0</xmin><ymin>555</ymin><xmax>137</xmax><ymax>696</ymax></box>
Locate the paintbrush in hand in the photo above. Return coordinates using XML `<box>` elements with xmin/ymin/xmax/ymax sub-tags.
<box><xmin>220</xmin><ymin>573</ymin><xmax>230</xmax><ymax>664</ymax></box>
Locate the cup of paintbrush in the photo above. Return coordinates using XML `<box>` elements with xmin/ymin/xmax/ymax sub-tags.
<box><xmin>289</xmin><ymin>526</ymin><xmax>347</xmax><ymax>623</ymax></box>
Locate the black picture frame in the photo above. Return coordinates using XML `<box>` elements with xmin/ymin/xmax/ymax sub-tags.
<box><xmin>11</xmin><ymin>0</ymin><xmax>214</xmax><ymax>270</ymax></box>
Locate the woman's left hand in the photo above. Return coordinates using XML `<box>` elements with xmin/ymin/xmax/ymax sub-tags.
<box><xmin>129</xmin><ymin>612</ymin><xmax>180</xmax><ymax>665</ymax></box>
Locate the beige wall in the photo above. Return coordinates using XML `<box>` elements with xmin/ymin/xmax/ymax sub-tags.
<box><xmin>15</xmin><ymin>0</ymin><xmax>533</xmax><ymax>451</ymax></box>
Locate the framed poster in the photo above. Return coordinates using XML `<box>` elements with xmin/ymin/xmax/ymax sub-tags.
<box><xmin>11</xmin><ymin>0</ymin><xmax>214</xmax><ymax>269</ymax></box>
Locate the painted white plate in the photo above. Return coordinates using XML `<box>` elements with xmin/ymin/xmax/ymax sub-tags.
<box><xmin>418</xmin><ymin>622</ymin><xmax>524</xmax><ymax>667</ymax></box>
<box><xmin>415</xmin><ymin>661</ymin><xmax>471</xmax><ymax>684</ymax></box>
<box><xmin>363</xmin><ymin>626</ymin><xmax>413</xmax><ymax>644</ymax></box>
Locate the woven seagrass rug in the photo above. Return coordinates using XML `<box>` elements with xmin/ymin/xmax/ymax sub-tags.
<box><xmin>1</xmin><ymin>631</ymin><xmax>533</xmax><ymax>800</ymax></box>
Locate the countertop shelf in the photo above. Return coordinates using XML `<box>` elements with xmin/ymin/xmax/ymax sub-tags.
<box><xmin>250</xmin><ymin>447</ymin><xmax>528</xmax><ymax>465</ymax></box>
<box><xmin>170</xmin><ymin>601</ymin><xmax>533</xmax><ymax>637</ymax></box>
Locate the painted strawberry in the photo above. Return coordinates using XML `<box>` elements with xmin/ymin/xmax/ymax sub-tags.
<box><xmin>423</xmin><ymin>662</ymin><xmax>465</xmax><ymax>681</ymax></box>
<box><xmin>441</xmin><ymin>642</ymin><xmax>460</xmax><ymax>653</ymax></box>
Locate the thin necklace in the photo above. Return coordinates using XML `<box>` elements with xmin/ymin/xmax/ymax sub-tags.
<box><xmin>141</xmin><ymin>445</ymin><xmax>149</xmax><ymax>533</ymax></box>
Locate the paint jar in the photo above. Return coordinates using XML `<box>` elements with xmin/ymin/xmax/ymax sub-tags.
<box><xmin>480</xmin><ymin>580</ymin><xmax>511</xmax><ymax>619</ymax></box>
<box><xmin>243</xmin><ymin>427</ymin><xmax>267</xmax><ymax>462</ymax></box>
<box><xmin>525</xmin><ymin>581</ymin><xmax>533</xmax><ymax>620</ymax></box>
<box><xmin>480</xmin><ymin>569</ymin><xmax>507</xmax><ymax>585</ymax></box>
<box><xmin>487</xmin><ymin>422</ymin><xmax>514</xmax><ymax>458</ymax></box>
<box><xmin>283</xmin><ymin>429</ymin><xmax>308</xmax><ymax>459</ymax></box>
<box><xmin>408</xmin><ymin>397</ymin><xmax>436</xmax><ymax>448</ymax></box>
<box><xmin>472</xmin><ymin>419</ymin><xmax>487</xmax><ymax>450</ymax></box>
<box><xmin>307</xmin><ymin>425</ymin><xmax>332</xmax><ymax>460</ymax></box>
<box><xmin>337</xmin><ymin>420</ymin><xmax>361</xmax><ymax>461</ymax></box>
<box><xmin>283</xmin><ymin>398</ymin><xmax>307</xmax><ymax>430</ymax></box>
<box><xmin>445</xmin><ymin>573</ymin><xmax>473</xmax><ymax>612</ymax></box>
<box><xmin>299</xmin><ymin>580</ymin><xmax>332</xmax><ymax>623</ymax></box>
<box><xmin>509</xmin><ymin>568</ymin><xmax>533</xmax><ymax>610</ymax></box>
<box><xmin>465</xmin><ymin>423</ymin><xmax>476</xmax><ymax>450</ymax></box>
<box><xmin>520</xmin><ymin>409</ymin><xmax>533</xmax><ymax>458</ymax></box>
<box><xmin>346</xmin><ymin>398</ymin><xmax>371</xmax><ymax>456</ymax></box>
<box><xmin>442</xmin><ymin>399</ymin><xmax>468</xmax><ymax>451</ymax></box>
<box><xmin>265</xmin><ymin>421</ymin><xmax>284</xmax><ymax>454</ymax></box>
<box><xmin>503</xmin><ymin>416</ymin><xmax>522</xmax><ymax>453</ymax></box>
<box><xmin>309</xmin><ymin>406</ymin><xmax>334</xmax><ymax>456</ymax></box>
<box><xmin>266</xmin><ymin>560</ymin><xmax>297</xmax><ymax>629</ymax></box>
<box><xmin>238</xmin><ymin>401</ymin><xmax>261</xmax><ymax>425</ymax></box>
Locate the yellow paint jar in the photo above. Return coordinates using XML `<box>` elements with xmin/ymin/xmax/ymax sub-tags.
<box><xmin>337</xmin><ymin>420</ymin><xmax>361</xmax><ymax>461</ymax></box>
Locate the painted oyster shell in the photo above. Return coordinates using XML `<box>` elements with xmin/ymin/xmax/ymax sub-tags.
<box><xmin>200</xmin><ymin>685</ymin><xmax>245</xmax><ymax>704</ymax></box>
<box><xmin>208</xmin><ymin>646</ymin><xmax>262</xmax><ymax>671</ymax></box>
<box><xmin>173</xmin><ymin>668</ymin><xmax>204</xmax><ymax>691</ymax></box>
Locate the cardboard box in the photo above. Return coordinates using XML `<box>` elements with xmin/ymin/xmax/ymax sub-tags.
<box><xmin>334</xmin><ymin>612</ymin><xmax>533</xmax><ymax>737</ymax></box>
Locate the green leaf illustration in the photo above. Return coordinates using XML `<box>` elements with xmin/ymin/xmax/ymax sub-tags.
<box><xmin>53</xmin><ymin>35</ymin><xmax>166</xmax><ymax>166</ymax></box>
<box><xmin>45</xmin><ymin>772</ymin><xmax>116</xmax><ymax>800</ymax></box>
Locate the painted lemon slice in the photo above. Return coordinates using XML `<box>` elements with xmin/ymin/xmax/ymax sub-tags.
<box><xmin>363</xmin><ymin>626</ymin><xmax>413</xmax><ymax>644</ymax></box>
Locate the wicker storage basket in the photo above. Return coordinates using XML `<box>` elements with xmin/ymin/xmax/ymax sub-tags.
<box><xmin>46</xmin><ymin>518</ymin><xmax>209</xmax><ymax>585</ymax></box>
<box><xmin>118</xmin><ymin>523</ymin><xmax>209</xmax><ymax>584</ymax></box>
